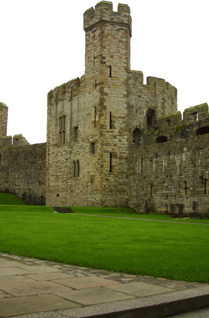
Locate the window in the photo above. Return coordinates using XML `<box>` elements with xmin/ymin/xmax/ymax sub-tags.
<box><xmin>59</xmin><ymin>115</ymin><xmax>66</xmax><ymax>145</ymax></box>
<box><xmin>91</xmin><ymin>142</ymin><xmax>95</xmax><ymax>154</ymax></box>
<box><xmin>110</xmin><ymin>112</ymin><xmax>112</xmax><ymax>129</ymax></box>
<box><xmin>74</xmin><ymin>127</ymin><xmax>78</xmax><ymax>142</ymax></box>
<box><xmin>73</xmin><ymin>160</ymin><xmax>80</xmax><ymax>178</ymax></box>
<box><xmin>184</xmin><ymin>181</ymin><xmax>188</xmax><ymax>195</ymax></box>
<box><xmin>109</xmin><ymin>65</ymin><xmax>112</xmax><ymax>77</ymax></box>
<box><xmin>196</xmin><ymin>126</ymin><xmax>209</xmax><ymax>135</ymax></box>
<box><xmin>133</xmin><ymin>128</ymin><xmax>141</xmax><ymax>145</ymax></box>
<box><xmin>147</xmin><ymin>108</ymin><xmax>155</xmax><ymax>127</ymax></box>
<box><xmin>156</xmin><ymin>136</ymin><xmax>168</xmax><ymax>143</ymax></box>
<box><xmin>109</xmin><ymin>153</ymin><xmax>112</xmax><ymax>172</ymax></box>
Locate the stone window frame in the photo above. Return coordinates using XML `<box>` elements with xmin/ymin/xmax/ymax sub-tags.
<box><xmin>90</xmin><ymin>142</ymin><xmax>95</xmax><ymax>154</ymax></box>
<box><xmin>74</xmin><ymin>126</ymin><xmax>78</xmax><ymax>142</ymax></box>
<box><xmin>59</xmin><ymin>115</ymin><xmax>66</xmax><ymax>145</ymax></box>
<box><xmin>73</xmin><ymin>160</ymin><xmax>80</xmax><ymax>178</ymax></box>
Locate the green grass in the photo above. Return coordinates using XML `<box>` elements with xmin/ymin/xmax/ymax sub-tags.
<box><xmin>0</xmin><ymin>193</ymin><xmax>25</xmax><ymax>205</ymax></box>
<box><xmin>0</xmin><ymin>205</ymin><xmax>209</xmax><ymax>284</ymax></box>
<box><xmin>72</xmin><ymin>206</ymin><xmax>209</xmax><ymax>224</ymax></box>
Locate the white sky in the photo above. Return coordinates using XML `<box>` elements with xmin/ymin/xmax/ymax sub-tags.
<box><xmin>0</xmin><ymin>0</ymin><xmax>208</xmax><ymax>144</ymax></box>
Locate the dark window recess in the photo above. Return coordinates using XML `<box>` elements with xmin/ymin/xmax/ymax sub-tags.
<box><xmin>133</xmin><ymin>128</ymin><xmax>141</xmax><ymax>145</ymax></box>
<box><xmin>147</xmin><ymin>108</ymin><xmax>155</xmax><ymax>127</ymax></box>
<box><xmin>57</xmin><ymin>194</ymin><xmax>59</xmax><ymax>197</ymax></box>
<box><xmin>109</xmin><ymin>65</ymin><xmax>112</xmax><ymax>77</ymax></box>
<box><xmin>91</xmin><ymin>142</ymin><xmax>95</xmax><ymax>154</ymax></box>
<box><xmin>196</xmin><ymin>126</ymin><xmax>209</xmax><ymax>135</ymax></box>
<box><xmin>74</xmin><ymin>127</ymin><xmax>78</xmax><ymax>142</ymax></box>
<box><xmin>59</xmin><ymin>115</ymin><xmax>66</xmax><ymax>145</ymax></box>
<box><xmin>184</xmin><ymin>181</ymin><xmax>188</xmax><ymax>195</ymax></box>
<box><xmin>73</xmin><ymin>160</ymin><xmax>80</xmax><ymax>178</ymax></box>
<box><xmin>110</xmin><ymin>153</ymin><xmax>112</xmax><ymax>172</ymax></box>
<box><xmin>110</xmin><ymin>112</ymin><xmax>112</xmax><ymax>129</ymax></box>
<box><xmin>204</xmin><ymin>179</ymin><xmax>207</xmax><ymax>194</ymax></box>
<box><xmin>156</xmin><ymin>136</ymin><xmax>168</xmax><ymax>143</ymax></box>
<box><xmin>154</xmin><ymin>83</ymin><xmax>157</xmax><ymax>97</ymax></box>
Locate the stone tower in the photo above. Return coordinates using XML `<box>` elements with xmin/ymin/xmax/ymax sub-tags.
<box><xmin>46</xmin><ymin>2</ymin><xmax>132</xmax><ymax>207</ymax></box>
<box><xmin>0</xmin><ymin>102</ymin><xmax>8</xmax><ymax>138</ymax></box>
<box><xmin>46</xmin><ymin>1</ymin><xmax>177</xmax><ymax>208</ymax></box>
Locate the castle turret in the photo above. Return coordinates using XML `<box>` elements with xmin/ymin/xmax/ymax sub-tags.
<box><xmin>84</xmin><ymin>1</ymin><xmax>132</xmax><ymax>77</ymax></box>
<box><xmin>0</xmin><ymin>102</ymin><xmax>8</xmax><ymax>138</ymax></box>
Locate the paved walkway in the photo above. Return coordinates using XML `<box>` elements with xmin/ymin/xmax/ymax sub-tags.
<box><xmin>0</xmin><ymin>253</ymin><xmax>209</xmax><ymax>318</ymax></box>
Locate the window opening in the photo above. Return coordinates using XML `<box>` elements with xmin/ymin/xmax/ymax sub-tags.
<box><xmin>91</xmin><ymin>142</ymin><xmax>95</xmax><ymax>154</ymax></box>
<box><xmin>73</xmin><ymin>160</ymin><xmax>80</xmax><ymax>177</ymax></box>
<box><xmin>191</xmin><ymin>112</ymin><xmax>198</xmax><ymax>121</ymax></box>
<box><xmin>110</xmin><ymin>112</ymin><xmax>112</xmax><ymax>129</ymax></box>
<box><xmin>156</xmin><ymin>136</ymin><xmax>168</xmax><ymax>143</ymax></box>
<box><xmin>74</xmin><ymin>127</ymin><xmax>78</xmax><ymax>142</ymax></box>
<box><xmin>59</xmin><ymin>115</ymin><xmax>66</xmax><ymax>145</ymax></box>
<box><xmin>133</xmin><ymin>128</ymin><xmax>141</xmax><ymax>145</ymax></box>
<box><xmin>109</xmin><ymin>65</ymin><xmax>112</xmax><ymax>77</ymax></box>
<box><xmin>166</xmin><ymin>119</ymin><xmax>171</xmax><ymax>127</ymax></box>
<box><xmin>147</xmin><ymin>108</ymin><xmax>155</xmax><ymax>127</ymax></box>
<box><xmin>196</xmin><ymin>126</ymin><xmax>209</xmax><ymax>135</ymax></box>
<box><xmin>184</xmin><ymin>181</ymin><xmax>188</xmax><ymax>195</ymax></box>
<box><xmin>110</xmin><ymin>153</ymin><xmax>112</xmax><ymax>172</ymax></box>
<box><xmin>77</xmin><ymin>160</ymin><xmax>79</xmax><ymax>177</ymax></box>
<box><xmin>94</xmin><ymin>107</ymin><xmax>96</xmax><ymax>127</ymax></box>
<box><xmin>154</xmin><ymin>83</ymin><xmax>157</xmax><ymax>97</ymax></box>
<box><xmin>141</xmin><ymin>158</ymin><xmax>143</xmax><ymax>173</ymax></box>
<box><xmin>204</xmin><ymin>178</ymin><xmax>207</xmax><ymax>194</ymax></box>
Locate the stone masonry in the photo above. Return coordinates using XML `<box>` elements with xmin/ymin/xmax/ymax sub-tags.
<box><xmin>1</xmin><ymin>1</ymin><xmax>209</xmax><ymax>215</ymax></box>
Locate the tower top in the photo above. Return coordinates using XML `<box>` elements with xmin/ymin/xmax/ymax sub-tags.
<box><xmin>84</xmin><ymin>1</ymin><xmax>132</xmax><ymax>36</ymax></box>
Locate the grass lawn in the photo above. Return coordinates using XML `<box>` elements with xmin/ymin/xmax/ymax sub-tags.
<box><xmin>0</xmin><ymin>193</ymin><xmax>25</xmax><ymax>205</ymax></box>
<box><xmin>72</xmin><ymin>206</ymin><xmax>209</xmax><ymax>224</ymax></box>
<box><xmin>0</xmin><ymin>205</ymin><xmax>209</xmax><ymax>284</ymax></box>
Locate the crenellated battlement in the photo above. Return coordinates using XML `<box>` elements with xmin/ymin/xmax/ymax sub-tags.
<box><xmin>84</xmin><ymin>1</ymin><xmax>132</xmax><ymax>36</ymax></box>
<box><xmin>47</xmin><ymin>77</ymin><xmax>81</xmax><ymax>105</ymax></box>
<box><xmin>147</xmin><ymin>76</ymin><xmax>177</xmax><ymax>96</ymax></box>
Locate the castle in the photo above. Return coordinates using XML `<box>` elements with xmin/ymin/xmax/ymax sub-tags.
<box><xmin>1</xmin><ymin>1</ymin><xmax>209</xmax><ymax>216</ymax></box>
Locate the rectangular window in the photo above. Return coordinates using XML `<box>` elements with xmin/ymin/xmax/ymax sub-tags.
<box><xmin>91</xmin><ymin>142</ymin><xmax>95</xmax><ymax>154</ymax></box>
<box><xmin>73</xmin><ymin>160</ymin><xmax>80</xmax><ymax>178</ymax></box>
<box><xmin>59</xmin><ymin>115</ymin><xmax>66</xmax><ymax>145</ymax></box>
<box><xmin>110</xmin><ymin>152</ymin><xmax>112</xmax><ymax>172</ymax></box>
<box><xmin>74</xmin><ymin>127</ymin><xmax>78</xmax><ymax>142</ymax></box>
<box><xmin>110</xmin><ymin>112</ymin><xmax>112</xmax><ymax>129</ymax></box>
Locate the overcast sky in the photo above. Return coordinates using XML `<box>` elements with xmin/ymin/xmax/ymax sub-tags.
<box><xmin>0</xmin><ymin>0</ymin><xmax>208</xmax><ymax>144</ymax></box>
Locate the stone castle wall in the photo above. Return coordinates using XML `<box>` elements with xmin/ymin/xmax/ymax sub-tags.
<box><xmin>0</xmin><ymin>103</ymin><xmax>8</xmax><ymax>138</ymax></box>
<box><xmin>0</xmin><ymin>138</ymin><xmax>46</xmax><ymax>205</ymax></box>
<box><xmin>1</xmin><ymin>2</ymin><xmax>209</xmax><ymax>216</ymax></box>
<box><xmin>129</xmin><ymin>103</ymin><xmax>209</xmax><ymax>216</ymax></box>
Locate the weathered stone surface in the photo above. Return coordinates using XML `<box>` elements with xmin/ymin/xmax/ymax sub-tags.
<box><xmin>1</xmin><ymin>2</ymin><xmax>209</xmax><ymax>215</ymax></box>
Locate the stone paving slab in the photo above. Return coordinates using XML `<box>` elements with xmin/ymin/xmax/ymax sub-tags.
<box><xmin>0</xmin><ymin>280</ymin><xmax>72</xmax><ymax>297</ymax></box>
<box><xmin>54</xmin><ymin>276</ymin><xmax>121</xmax><ymax>289</ymax></box>
<box><xmin>106</xmin><ymin>281</ymin><xmax>173</xmax><ymax>297</ymax></box>
<box><xmin>1</xmin><ymin>253</ymin><xmax>209</xmax><ymax>318</ymax></box>
<box><xmin>25</xmin><ymin>272</ymin><xmax>72</xmax><ymax>281</ymax></box>
<box><xmin>0</xmin><ymin>294</ymin><xmax>79</xmax><ymax>317</ymax></box>
<box><xmin>53</xmin><ymin>286</ymin><xmax>135</xmax><ymax>305</ymax></box>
